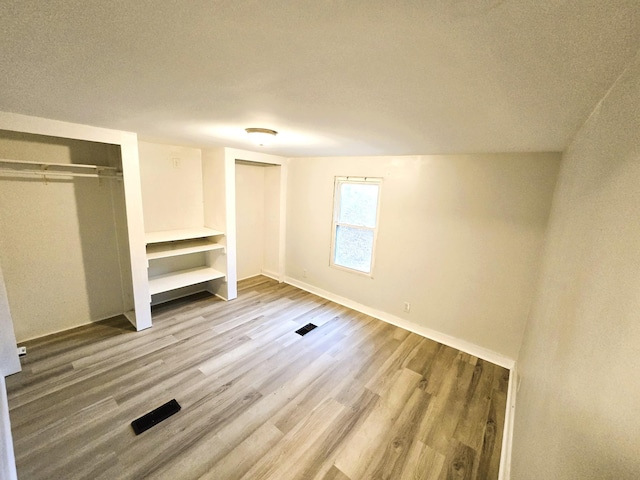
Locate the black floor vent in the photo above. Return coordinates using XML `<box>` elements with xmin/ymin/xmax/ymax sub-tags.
<box><xmin>296</xmin><ymin>323</ymin><xmax>318</xmax><ymax>336</ymax></box>
<box><xmin>131</xmin><ymin>399</ymin><xmax>181</xmax><ymax>435</ymax></box>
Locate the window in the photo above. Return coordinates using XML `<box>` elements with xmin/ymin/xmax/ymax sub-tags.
<box><xmin>330</xmin><ymin>177</ymin><xmax>381</xmax><ymax>275</ymax></box>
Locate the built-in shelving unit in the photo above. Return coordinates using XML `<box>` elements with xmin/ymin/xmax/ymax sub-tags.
<box><xmin>145</xmin><ymin>227</ymin><xmax>225</xmax><ymax>299</ymax></box>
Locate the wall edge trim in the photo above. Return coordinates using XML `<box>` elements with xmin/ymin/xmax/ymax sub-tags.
<box><xmin>499</xmin><ymin>363</ymin><xmax>517</xmax><ymax>480</ymax></box>
<box><xmin>0</xmin><ymin>376</ymin><xmax>18</xmax><ymax>480</ymax></box>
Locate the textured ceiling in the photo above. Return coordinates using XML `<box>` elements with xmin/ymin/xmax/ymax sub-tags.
<box><xmin>1</xmin><ymin>1</ymin><xmax>639</xmax><ymax>156</ymax></box>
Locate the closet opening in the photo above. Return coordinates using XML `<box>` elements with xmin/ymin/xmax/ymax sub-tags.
<box><xmin>0</xmin><ymin>129</ymin><xmax>136</xmax><ymax>343</ymax></box>
<box><xmin>235</xmin><ymin>159</ymin><xmax>284</xmax><ymax>282</ymax></box>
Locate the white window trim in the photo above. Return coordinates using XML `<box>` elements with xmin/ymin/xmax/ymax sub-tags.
<box><xmin>330</xmin><ymin>176</ymin><xmax>382</xmax><ymax>277</ymax></box>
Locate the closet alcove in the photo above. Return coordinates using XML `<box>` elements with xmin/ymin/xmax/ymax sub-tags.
<box><xmin>235</xmin><ymin>159</ymin><xmax>284</xmax><ymax>281</ymax></box>
<box><xmin>138</xmin><ymin>141</ymin><xmax>231</xmax><ymax>305</ymax></box>
<box><xmin>0</xmin><ymin>130</ymin><xmax>138</xmax><ymax>343</ymax></box>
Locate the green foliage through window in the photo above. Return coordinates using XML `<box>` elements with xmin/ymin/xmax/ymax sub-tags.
<box><xmin>331</xmin><ymin>178</ymin><xmax>381</xmax><ymax>275</ymax></box>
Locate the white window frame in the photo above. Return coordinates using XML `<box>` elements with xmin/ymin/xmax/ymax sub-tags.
<box><xmin>330</xmin><ymin>176</ymin><xmax>382</xmax><ymax>277</ymax></box>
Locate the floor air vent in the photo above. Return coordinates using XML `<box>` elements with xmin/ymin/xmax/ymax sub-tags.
<box><xmin>131</xmin><ymin>399</ymin><xmax>181</xmax><ymax>435</ymax></box>
<box><xmin>296</xmin><ymin>323</ymin><xmax>318</xmax><ymax>336</ymax></box>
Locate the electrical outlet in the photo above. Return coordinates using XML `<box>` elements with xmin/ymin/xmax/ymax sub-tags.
<box><xmin>403</xmin><ymin>302</ymin><xmax>411</xmax><ymax>313</ymax></box>
<box><xmin>171</xmin><ymin>157</ymin><xmax>180</xmax><ymax>168</ymax></box>
<box><xmin>17</xmin><ymin>346</ymin><xmax>26</xmax><ymax>356</ymax></box>
<box><xmin>302</xmin><ymin>269</ymin><xmax>307</xmax><ymax>278</ymax></box>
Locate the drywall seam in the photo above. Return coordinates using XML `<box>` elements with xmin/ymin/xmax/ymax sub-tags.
<box><xmin>565</xmin><ymin>47</ymin><xmax>640</xmax><ymax>156</ymax></box>
<box><xmin>284</xmin><ymin>276</ymin><xmax>515</xmax><ymax>369</ymax></box>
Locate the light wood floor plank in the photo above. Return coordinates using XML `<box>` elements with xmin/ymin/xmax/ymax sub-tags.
<box><xmin>197</xmin><ymin>421</ymin><xmax>284</xmax><ymax>480</ymax></box>
<box><xmin>361</xmin><ymin>385</ymin><xmax>432</xmax><ymax>479</ymax></box>
<box><xmin>400</xmin><ymin>441</ymin><xmax>446</xmax><ymax>480</ymax></box>
<box><xmin>239</xmin><ymin>398</ymin><xmax>346</xmax><ymax>480</ymax></box>
<box><xmin>334</xmin><ymin>368</ymin><xmax>423</xmax><ymax>479</ymax></box>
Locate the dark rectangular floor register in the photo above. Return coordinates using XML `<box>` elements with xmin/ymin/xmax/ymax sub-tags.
<box><xmin>131</xmin><ymin>399</ymin><xmax>181</xmax><ymax>435</ymax></box>
<box><xmin>295</xmin><ymin>323</ymin><xmax>318</xmax><ymax>336</ymax></box>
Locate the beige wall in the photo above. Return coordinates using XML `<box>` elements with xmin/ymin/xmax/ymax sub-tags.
<box><xmin>511</xmin><ymin>53</ymin><xmax>640</xmax><ymax>478</ymax></box>
<box><xmin>0</xmin><ymin>131</ymin><xmax>132</xmax><ymax>341</ymax></box>
<box><xmin>286</xmin><ymin>153</ymin><xmax>560</xmax><ymax>359</ymax></box>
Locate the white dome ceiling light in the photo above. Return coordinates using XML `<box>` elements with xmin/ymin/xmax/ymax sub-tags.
<box><xmin>245</xmin><ymin>128</ymin><xmax>278</xmax><ymax>147</ymax></box>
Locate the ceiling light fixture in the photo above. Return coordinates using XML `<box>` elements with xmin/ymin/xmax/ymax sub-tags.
<box><xmin>245</xmin><ymin>127</ymin><xmax>278</xmax><ymax>147</ymax></box>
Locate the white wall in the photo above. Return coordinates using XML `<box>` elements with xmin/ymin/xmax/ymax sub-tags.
<box><xmin>235</xmin><ymin>163</ymin><xmax>266</xmax><ymax>280</ymax></box>
<box><xmin>286</xmin><ymin>153</ymin><xmax>560</xmax><ymax>360</ymax></box>
<box><xmin>138</xmin><ymin>142</ymin><xmax>204</xmax><ymax>232</ymax></box>
<box><xmin>510</xmin><ymin>53</ymin><xmax>640</xmax><ymax>478</ymax></box>
<box><xmin>0</xmin><ymin>131</ymin><xmax>133</xmax><ymax>341</ymax></box>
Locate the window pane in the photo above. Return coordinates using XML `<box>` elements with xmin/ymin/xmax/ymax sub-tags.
<box><xmin>334</xmin><ymin>225</ymin><xmax>374</xmax><ymax>273</ymax></box>
<box><xmin>338</xmin><ymin>183</ymin><xmax>379</xmax><ymax>227</ymax></box>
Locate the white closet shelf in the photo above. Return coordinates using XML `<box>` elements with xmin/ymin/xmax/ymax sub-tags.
<box><xmin>146</xmin><ymin>239</ymin><xmax>225</xmax><ymax>260</ymax></box>
<box><xmin>148</xmin><ymin>267</ymin><xmax>225</xmax><ymax>296</ymax></box>
<box><xmin>145</xmin><ymin>227</ymin><xmax>224</xmax><ymax>244</ymax></box>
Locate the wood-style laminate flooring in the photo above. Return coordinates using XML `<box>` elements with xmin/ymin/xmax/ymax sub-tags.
<box><xmin>6</xmin><ymin>276</ymin><xmax>509</xmax><ymax>480</ymax></box>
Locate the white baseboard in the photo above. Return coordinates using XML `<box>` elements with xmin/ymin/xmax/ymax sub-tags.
<box><xmin>237</xmin><ymin>273</ymin><xmax>263</xmax><ymax>282</ymax></box>
<box><xmin>284</xmin><ymin>275</ymin><xmax>517</xmax><ymax>479</ymax></box>
<box><xmin>260</xmin><ymin>269</ymin><xmax>282</xmax><ymax>282</ymax></box>
<box><xmin>238</xmin><ymin>271</ymin><xmax>282</xmax><ymax>283</ymax></box>
<box><xmin>498</xmin><ymin>364</ymin><xmax>517</xmax><ymax>480</ymax></box>
<box><xmin>214</xmin><ymin>293</ymin><xmax>229</xmax><ymax>302</ymax></box>
<box><xmin>284</xmin><ymin>276</ymin><xmax>515</xmax><ymax>370</ymax></box>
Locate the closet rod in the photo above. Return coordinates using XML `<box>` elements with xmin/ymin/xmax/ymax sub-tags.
<box><xmin>0</xmin><ymin>168</ymin><xmax>122</xmax><ymax>179</ymax></box>
<box><xmin>0</xmin><ymin>158</ymin><xmax>121</xmax><ymax>172</ymax></box>
<box><xmin>0</xmin><ymin>158</ymin><xmax>122</xmax><ymax>179</ymax></box>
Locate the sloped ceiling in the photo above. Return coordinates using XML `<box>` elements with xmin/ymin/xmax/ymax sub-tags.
<box><xmin>1</xmin><ymin>0</ymin><xmax>639</xmax><ymax>156</ymax></box>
